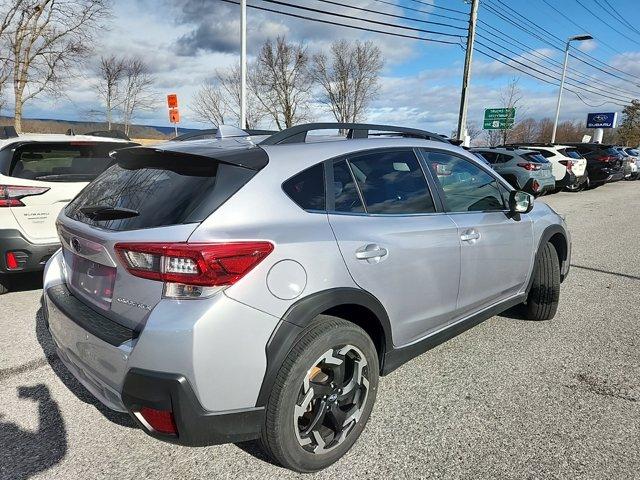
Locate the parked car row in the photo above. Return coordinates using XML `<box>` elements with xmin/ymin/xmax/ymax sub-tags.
<box><xmin>470</xmin><ymin>142</ymin><xmax>638</xmax><ymax>196</ymax></box>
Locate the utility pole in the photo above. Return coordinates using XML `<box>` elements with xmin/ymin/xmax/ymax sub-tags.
<box><xmin>240</xmin><ymin>0</ymin><xmax>247</xmax><ymax>130</ymax></box>
<box><xmin>456</xmin><ymin>0</ymin><xmax>479</xmax><ymax>146</ymax></box>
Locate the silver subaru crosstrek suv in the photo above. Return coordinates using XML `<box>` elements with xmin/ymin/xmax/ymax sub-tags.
<box><xmin>42</xmin><ymin>123</ymin><xmax>571</xmax><ymax>472</ymax></box>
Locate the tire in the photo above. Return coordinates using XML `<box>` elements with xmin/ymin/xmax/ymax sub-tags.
<box><xmin>525</xmin><ymin>242</ymin><xmax>560</xmax><ymax>321</ymax></box>
<box><xmin>260</xmin><ymin>315</ymin><xmax>379</xmax><ymax>472</ymax></box>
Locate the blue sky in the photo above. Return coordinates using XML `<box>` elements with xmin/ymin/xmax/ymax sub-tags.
<box><xmin>15</xmin><ymin>0</ymin><xmax>640</xmax><ymax>135</ymax></box>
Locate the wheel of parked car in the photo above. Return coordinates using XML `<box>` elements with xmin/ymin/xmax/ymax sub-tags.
<box><xmin>260</xmin><ymin>315</ymin><xmax>379</xmax><ymax>472</ymax></box>
<box><xmin>525</xmin><ymin>242</ymin><xmax>560</xmax><ymax>321</ymax></box>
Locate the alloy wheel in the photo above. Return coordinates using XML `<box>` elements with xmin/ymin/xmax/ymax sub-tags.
<box><xmin>293</xmin><ymin>345</ymin><xmax>369</xmax><ymax>454</ymax></box>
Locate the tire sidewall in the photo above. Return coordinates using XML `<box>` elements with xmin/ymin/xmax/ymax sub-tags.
<box><xmin>269</xmin><ymin>321</ymin><xmax>379</xmax><ymax>472</ymax></box>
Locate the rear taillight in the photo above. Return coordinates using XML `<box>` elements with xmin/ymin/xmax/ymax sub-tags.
<box><xmin>115</xmin><ymin>242</ymin><xmax>274</xmax><ymax>298</ymax></box>
<box><xmin>594</xmin><ymin>155</ymin><xmax>615</xmax><ymax>163</ymax></box>
<box><xmin>137</xmin><ymin>407</ymin><xmax>177</xmax><ymax>435</ymax></box>
<box><xmin>517</xmin><ymin>162</ymin><xmax>541</xmax><ymax>171</ymax></box>
<box><xmin>558</xmin><ymin>160</ymin><xmax>573</xmax><ymax>172</ymax></box>
<box><xmin>0</xmin><ymin>185</ymin><xmax>50</xmax><ymax>207</ymax></box>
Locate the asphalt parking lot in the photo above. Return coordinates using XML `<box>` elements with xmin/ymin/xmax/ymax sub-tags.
<box><xmin>1</xmin><ymin>181</ymin><xmax>639</xmax><ymax>480</ymax></box>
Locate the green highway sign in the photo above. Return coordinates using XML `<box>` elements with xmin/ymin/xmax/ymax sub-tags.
<box><xmin>483</xmin><ymin>107</ymin><xmax>516</xmax><ymax>130</ymax></box>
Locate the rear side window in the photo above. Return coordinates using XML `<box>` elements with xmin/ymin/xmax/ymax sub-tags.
<box><xmin>65</xmin><ymin>153</ymin><xmax>256</xmax><ymax>231</ymax></box>
<box><xmin>347</xmin><ymin>150</ymin><xmax>436</xmax><ymax>214</ymax></box>
<box><xmin>7</xmin><ymin>142</ymin><xmax>135</xmax><ymax>181</ymax></box>
<box><xmin>332</xmin><ymin>160</ymin><xmax>365</xmax><ymax>213</ymax></box>
<box><xmin>282</xmin><ymin>163</ymin><xmax>325</xmax><ymax>211</ymax></box>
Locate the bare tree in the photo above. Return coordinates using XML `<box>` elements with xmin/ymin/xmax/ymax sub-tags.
<box><xmin>191</xmin><ymin>64</ymin><xmax>265</xmax><ymax>129</ymax></box>
<box><xmin>190</xmin><ymin>82</ymin><xmax>229</xmax><ymax>126</ymax></box>
<box><xmin>1</xmin><ymin>0</ymin><xmax>111</xmax><ymax>132</ymax></box>
<box><xmin>312</xmin><ymin>40</ymin><xmax>383</xmax><ymax>124</ymax></box>
<box><xmin>251</xmin><ymin>36</ymin><xmax>314</xmax><ymax>129</ymax></box>
<box><xmin>120</xmin><ymin>57</ymin><xmax>155</xmax><ymax>136</ymax></box>
<box><xmin>96</xmin><ymin>54</ymin><xmax>125</xmax><ymax>130</ymax></box>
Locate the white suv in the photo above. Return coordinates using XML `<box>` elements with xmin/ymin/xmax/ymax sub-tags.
<box><xmin>0</xmin><ymin>127</ymin><xmax>137</xmax><ymax>293</ymax></box>
<box><xmin>506</xmin><ymin>144</ymin><xmax>588</xmax><ymax>191</ymax></box>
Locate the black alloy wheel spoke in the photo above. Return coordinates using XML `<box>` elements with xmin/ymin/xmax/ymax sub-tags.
<box><xmin>301</xmin><ymin>399</ymin><xmax>328</xmax><ymax>436</ymax></box>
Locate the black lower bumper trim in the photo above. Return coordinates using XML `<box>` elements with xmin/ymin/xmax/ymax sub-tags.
<box><xmin>122</xmin><ymin>368</ymin><xmax>264</xmax><ymax>446</ymax></box>
<box><xmin>0</xmin><ymin>229</ymin><xmax>59</xmax><ymax>273</ymax></box>
<box><xmin>47</xmin><ymin>284</ymin><xmax>137</xmax><ymax>347</ymax></box>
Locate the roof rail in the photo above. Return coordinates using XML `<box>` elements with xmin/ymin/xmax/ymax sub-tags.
<box><xmin>259</xmin><ymin>122</ymin><xmax>448</xmax><ymax>145</ymax></box>
<box><xmin>84</xmin><ymin>130</ymin><xmax>131</xmax><ymax>140</ymax></box>
<box><xmin>503</xmin><ymin>142</ymin><xmax>555</xmax><ymax>147</ymax></box>
<box><xmin>0</xmin><ymin>126</ymin><xmax>18</xmax><ymax>139</ymax></box>
<box><xmin>172</xmin><ymin>126</ymin><xmax>277</xmax><ymax>142</ymax></box>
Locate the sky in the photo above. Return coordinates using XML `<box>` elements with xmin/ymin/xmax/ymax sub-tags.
<box><xmin>12</xmin><ymin>0</ymin><xmax>640</xmax><ymax>136</ymax></box>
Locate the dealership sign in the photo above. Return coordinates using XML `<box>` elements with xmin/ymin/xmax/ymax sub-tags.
<box><xmin>586</xmin><ymin>112</ymin><xmax>617</xmax><ymax>129</ymax></box>
<box><xmin>483</xmin><ymin>107</ymin><xmax>516</xmax><ymax>130</ymax></box>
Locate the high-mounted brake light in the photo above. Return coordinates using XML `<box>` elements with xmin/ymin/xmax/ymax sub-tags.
<box><xmin>0</xmin><ymin>185</ymin><xmax>50</xmax><ymax>207</ymax></box>
<box><xmin>115</xmin><ymin>242</ymin><xmax>274</xmax><ymax>298</ymax></box>
<box><xmin>517</xmin><ymin>162</ymin><xmax>541</xmax><ymax>171</ymax></box>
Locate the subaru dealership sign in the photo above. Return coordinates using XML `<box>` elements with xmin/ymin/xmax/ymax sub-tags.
<box><xmin>586</xmin><ymin>112</ymin><xmax>617</xmax><ymax>129</ymax></box>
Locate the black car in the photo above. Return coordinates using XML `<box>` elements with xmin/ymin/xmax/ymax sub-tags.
<box><xmin>563</xmin><ymin>143</ymin><xmax>625</xmax><ymax>188</ymax></box>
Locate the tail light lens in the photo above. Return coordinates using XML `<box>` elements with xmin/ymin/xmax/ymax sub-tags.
<box><xmin>517</xmin><ymin>162</ymin><xmax>541</xmax><ymax>171</ymax></box>
<box><xmin>115</xmin><ymin>242</ymin><xmax>274</xmax><ymax>298</ymax></box>
<box><xmin>595</xmin><ymin>155</ymin><xmax>615</xmax><ymax>163</ymax></box>
<box><xmin>558</xmin><ymin>160</ymin><xmax>573</xmax><ymax>172</ymax></box>
<box><xmin>0</xmin><ymin>185</ymin><xmax>50</xmax><ymax>207</ymax></box>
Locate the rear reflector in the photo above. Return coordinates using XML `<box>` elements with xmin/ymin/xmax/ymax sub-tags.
<box><xmin>115</xmin><ymin>242</ymin><xmax>274</xmax><ymax>288</ymax></box>
<box><xmin>558</xmin><ymin>160</ymin><xmax>573</xmax><ymax>172</ymax></box>
<box><xmin>6</xmin><ymin>252</ymin><xmax>19</xmax><ymax>270</ymax></box>
<box><xmin>0</xmin><ymin>185</ymin><xmax>50</xmax><ymax>207</ymax></box>
<box><xmin>138</xmin><ymin>407</ymin><xmax>177</xmax><ymax>435</ymax></box>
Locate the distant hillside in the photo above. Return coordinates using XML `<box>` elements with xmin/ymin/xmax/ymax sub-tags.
<box><xmin>0</xmin><ymin>116</ymin><xmax>201</xmax><ymax>139</ymax></box>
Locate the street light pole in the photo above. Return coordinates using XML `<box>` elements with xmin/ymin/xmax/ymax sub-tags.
<box><xmin>551</xmin><ymin>34</ymin><xmax>593</xmax><ymax>143</ymax></box>
<box><xmin>240</xmin><ymin>0</ymin><xmax>247</xmax><ymax>130</ymax></box>
<box><xmin>456</xmin><ymin>0</ymin><xmax>479</xmax><ymax>146</ymax></box>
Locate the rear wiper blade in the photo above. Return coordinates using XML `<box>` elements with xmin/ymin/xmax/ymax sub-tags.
<box><xmin>35</xmin><ymin>174</ymin><xmax>95</xmax><ymax>181</ymax></box>
<box><xmin>80</xmin><ymin>205</ymin><xmax>139</xmax><ymax>220</ymax></box>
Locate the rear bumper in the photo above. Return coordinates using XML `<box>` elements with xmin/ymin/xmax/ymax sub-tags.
<box><xmin>43</xmin><ymin>249</ymin><xmax>277</xmax><ymax>446</ymax></box>
<box><xmin>523</xmin><ymin>176</ymin><xmax>555</xmax><ymax>195</ymax></box>
<box><xmin>122</xmin><ymin>369</ymin><xmax>264</xmax><ymax>446</ymax></box>
<box><xmin>0</xmin><ymin>229</ymin><xmax>59</xmax><ymax>273</ymax></box>
<box><xmin>557</xmin><ymin>171</ymin><xmax>587</xmax><ymax>189</ymax></box>
<box><xmin>587</xmin><ymin>164</ymin><xmax>624</xmax><ymax>184</ymax></box>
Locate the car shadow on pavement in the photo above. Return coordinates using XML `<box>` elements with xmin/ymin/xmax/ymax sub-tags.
<box><xmin>0</xmin><ymin>384</ymin><xmax>67</xmax><ymax>480</ymax></box>
<box><xmin>234</xmin><ymin>440</ymin><xmax>280</xmax><ymax>466</ymax></box>
<box><xmin>5</xmin><ymin>272</ymin><xmax>42</xmax><ymax>293</ymax></box>
<box><xmin>35</xmin><ymin>307</ymin><xmax>135</xmax><ymax>429</ymax></box>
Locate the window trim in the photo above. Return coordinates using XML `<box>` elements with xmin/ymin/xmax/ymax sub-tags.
<box><xmin>326</xmin><ymin>147</ymin><xmax>442</xmax><ymax>217</ymax></box>
<box><xmin>417</xmin><ymin>147</ymin><xmax>513</xmax><ymax>215</ymax></box>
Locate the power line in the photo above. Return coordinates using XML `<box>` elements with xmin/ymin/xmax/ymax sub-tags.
<box><xmin>254</xmin><ymin>0</ymin><xmax>466</xmax><ymax>40</ymax></box>
<box><xmin>475</xmin><ymin>31</ymin><xmax>640</xmax><ymax>100</ymax></box>
<box><xmin>316</xmin><ymin>0</ymin><xmax>467</xmax><ymax>31</ymax></box>
<box><xmin>475</xmin><ymin>40</ymin><xmax>632</xmax><ymax>105</ymax></box>
<box><xmin>484</xmin><ymin>0</ymin><xmax>640</xmax><ymax>87</ymax></box>
<box><xmin>537</xmin><ymin>0</ymin><xmax>624</xmax><ymax>56</ymax></box>
<box><xmin>406</xmin><ymin>0</ymin><xmax>467</xmax><ymax>15</ymax></box>
<box><xmin>600</xmin><ymin>0</ymin><xmax>640</xmax><ymax>36</ymax></box>
<box><xmin>219</xmin><ymin>0</ymin><xmax>463</xmax><ymax>45</ymax></box>
<box><xmin>371</xmin><ymin>0</ymin><xmax>468</xmax><ymax>23</ymax></box>
<box><xmin>573</xmin><ymin>0</ymin><xmax>640</xmax><ymax>46</ymax></box>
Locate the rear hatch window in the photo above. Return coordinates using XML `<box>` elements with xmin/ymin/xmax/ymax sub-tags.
<box><xmin>523</xmin><ymin>152</ymin><xmax>549</xmax><ymax>163</ymax></box>
<box><xmin>65</xmin><ymin>148</ymin><xmax>259</xmax><ymax>231</ymax></box>
<box><xmin>560</xmin><ymin>148</ymin><xmax>583</xmax><ymax>159</ymax></box>
<box><xmin>4</xmin><ymin>142</ymin><xmax>136</xmax><ymax>181</ymax></box>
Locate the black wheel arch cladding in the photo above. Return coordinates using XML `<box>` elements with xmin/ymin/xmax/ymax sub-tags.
<box><xmin>255</xmin><ymin>287</ymin><xmax>392</xmax><ymax>407</ymax></box>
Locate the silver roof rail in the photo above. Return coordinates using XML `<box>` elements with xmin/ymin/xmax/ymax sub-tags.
<box><xmin>259</xmin><ymin>122</ymin><xmax>448</xmax><ymax>145</ymax></box>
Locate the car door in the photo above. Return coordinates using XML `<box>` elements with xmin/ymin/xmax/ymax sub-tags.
<box><xmin>327</xmin><ymin>148</ymin><xmax>461</xmax><ymax>347</ymax></box>
<box><xmin>420</xmin><ymin>149</ymin><xmax>534</xmax><ymax>317</ymax></box>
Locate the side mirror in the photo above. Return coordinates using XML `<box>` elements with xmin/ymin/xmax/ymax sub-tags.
<box><xmin>509</xmin><ymin>190</ymin><xmax>534</xmax><ymax>215</ymax></box>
